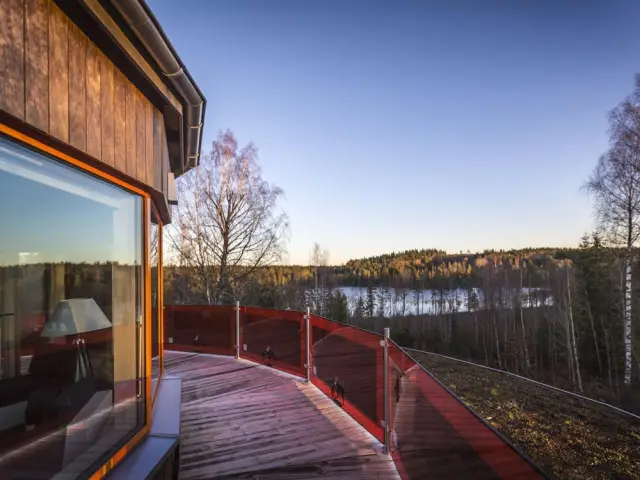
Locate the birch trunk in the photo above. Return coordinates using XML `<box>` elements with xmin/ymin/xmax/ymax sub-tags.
<box><xmin>474</xmin><ymin>311</ymin><xmax>479</xmax><ymax>348</ymax></box>
<box><xmin>624</xmin><ymin>247</ymin><xmax>632</xmax><ymax>386</ymax></box>
<box><xmin>583</xmin><ymin>286</ymin><xmax>603</xmax><ymax>375</ymax></box>
<box><xmin>566</xmin><ymin>267</ymin><xmax>583</xmax><ymax>392</ymax></box>
<box><xmin>493</xmin><ymin>310</ymin><xmax>502</xmax><ymax>369</ymax></box>
<box><xmin>520</xmin><ymin>265</ymin><xmax>530</xmax><ymax>369</ymax></box>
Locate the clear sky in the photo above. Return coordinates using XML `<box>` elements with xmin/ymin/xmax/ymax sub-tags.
<box><xmin>149</xmin><ymin>0</ymin><xmax>640</xmax><ymax>265</ymax></box>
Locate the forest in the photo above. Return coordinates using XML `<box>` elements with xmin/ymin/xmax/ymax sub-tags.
<box><xmin>167</xmin><ymin>246</ymin><xmax>586</xmax><ymax>290</ymax></box>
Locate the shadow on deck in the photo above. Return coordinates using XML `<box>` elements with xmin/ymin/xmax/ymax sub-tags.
<box><xmin>165</xmin><ymin>351</ymin><xmax>400</xmax><ymax>480</ymax></box>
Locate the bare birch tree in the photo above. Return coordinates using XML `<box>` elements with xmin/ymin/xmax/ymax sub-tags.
<box><xmin>395</xmin><ymin>269</ymin><xmax>412</xmax><ymax>317</ymax></box>
<box><xmin>519</xmin><ymin>260</ymin><xmax>531</xmax><ymax>370</ymax></box>
<box><xmin>310</xmin><ymin>243</ymin><xmax>329</xmax><ymax>314</ymax></box>
<box><xmin>585</xmin><ymin>143</ymin><xmax>640</xmax><ymax>386</ymax></box>
<box><xmin>564</xmin><ymin>261</ymin><xmax>583</xmax><ymax>393</ymax></box>
<box><xmin>609</xmin><ymin>75</ymin><xmax>640</xmax><ymax>158</ymax></box>
<box><xmin>170</xmin><ymin>130</ymin><xmax>289</xmax><ymax>304</ymax></box>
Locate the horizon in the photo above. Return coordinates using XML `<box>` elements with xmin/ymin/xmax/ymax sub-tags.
<box><xmin>148</xmin><ymin>0</ymin><xmax>640</xmax><ymax>264</ymax></box>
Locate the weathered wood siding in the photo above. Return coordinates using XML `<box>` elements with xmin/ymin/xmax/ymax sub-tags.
<box><xmin>0</xmin><ymin>0</ymin><xmax>170</xmax><ymax>196</ymax></box>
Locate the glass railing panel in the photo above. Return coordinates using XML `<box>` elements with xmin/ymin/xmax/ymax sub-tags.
<box><xmin>408</xmin><ymin>349</ymin><xmax>640</xmax><ymax>480</ymax></box>
<box><xmin>164</xmin><ymin>305</ymin><xmax>200</xmax><ymax>353</ymax></box>
<box><xmin>391</xmin><ymin>344</ymin><xmax>543</xmax><ymax>479</ymax></box>
<box><xmin>310</xmin><ymin>315</ymin><xmax>384</xmax><ymax>442</ymax></box>
<box><xmin>199</xmin><ymin>306</ymin><xmax>235</xmax><ymax>356</ymax></box>
<box><xmin>388</xmin><ymin>341</ymin><xmax>407</xmax><ymax>448</ymax></box>
<box><xmin>164</xmin><ymin>305</ymin><xmax>234</xmax><ymax>356</ymax></box>
<box><xmin>241</xmin><ymin>307</ymin><xmax>306</xmax><ymax>377</ymax></box>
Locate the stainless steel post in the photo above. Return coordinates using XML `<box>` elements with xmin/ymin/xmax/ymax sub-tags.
<box><xmin>383</xmin><ymin>327</ymin><xmax>390</xmax><ymax>453</ymax></box>
<box><xmin>305</xmin><ymin>307</ymin><xmax>311</xmax><ymax>382</ymax></box>
<box><xmin>235</xmin><ymin>301</ymin><xmax>240</xmax><ymax>359</ymax></box>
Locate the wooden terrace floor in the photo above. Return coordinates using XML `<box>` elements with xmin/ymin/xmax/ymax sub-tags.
<box><xmin>164</xmin><ymin>351</ymin><xmax>400</xmax><ymax>479</ymax></box>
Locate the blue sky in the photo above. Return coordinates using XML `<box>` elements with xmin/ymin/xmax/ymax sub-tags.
<box><xmin>149</xmin><ymin>0</ymin><xmax>640</xmax><ymax>265</ymax></box>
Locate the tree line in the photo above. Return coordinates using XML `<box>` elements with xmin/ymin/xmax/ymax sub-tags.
<box><xmin>165</xmin><ymin>247</ymin><xmax>593</xmax><ymax>295</ymax></box>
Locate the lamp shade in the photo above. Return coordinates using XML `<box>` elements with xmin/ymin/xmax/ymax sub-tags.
<box><xmin>41</xmin><ymin>298</ymin><xmax>112</xmax><ymax>338</ymax></box>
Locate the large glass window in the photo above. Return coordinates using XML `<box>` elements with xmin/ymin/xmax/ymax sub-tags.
<box><xmin>150</xmin><ymin>207</ymin><xmax>161</xmax><ymax>398</ymax></box>
<box><xmin>0</xmin><ymin>136</ymin><xmax>145</xmax><ymax>479</ymax></box>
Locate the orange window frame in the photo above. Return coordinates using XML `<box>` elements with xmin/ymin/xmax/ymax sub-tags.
<box><xmin>0</xmin><ymin>122</ymin><xmax>155</xmax><ymax>480</ymax></box>
<box><xmin>150</xmin><ymin>202</ymin><xmax>165</xmax><ymax>406</ymax></box>
<box><xmin>159</xmin><ymin>217</ymin><xmax>165</xmax><ymax>379</ymax></box>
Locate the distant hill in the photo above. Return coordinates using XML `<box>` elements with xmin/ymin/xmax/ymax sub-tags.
<box><xmin>175</xmin><ymin>246</ymin><xmax>588</xmax><ymax>290</ymax></box>
<box><xmin>330</xmin><ymin>247</ymin><xmax>581</xmax><ymax>288</ymax></box>
<box><xmin>165</xmin><ymin>240</ymin><xmax>627</xmax><ymax>291</ymax></box>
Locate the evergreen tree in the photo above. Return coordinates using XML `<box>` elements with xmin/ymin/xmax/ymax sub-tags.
<box><xmin>354</xmin><ymin>296</ymin><xmax>365</xmax><ymax>319</ymax></box>
<box><xmin>376</xmin><ymin>287</ymin><xmax>388</xmax><ymax>318</ymax></box>
<box><xmin>466</xmin><ymin>288</ymin><xmax>480</xmax><ymax>311</ymax></box>
<box><xmin>366</xmin><ymin>285</ymin><xmax>375</xmax><ymax>318</ymax></box>
<box><xmin>326</xmin><ymin>291</ymin><xmax>350</xmax><ymax>323</ymax></box>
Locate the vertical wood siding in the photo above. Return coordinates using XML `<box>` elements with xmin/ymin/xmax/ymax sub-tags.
<box><xmin>1</xmin><ymin>0</ymin><xmax>164</xmax><ymax>194</ymax></box>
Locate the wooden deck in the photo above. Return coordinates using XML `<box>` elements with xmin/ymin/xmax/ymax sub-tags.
<box><xmin>165</xmin><ymin>351</ymin><xmax>400</xmax><ymax>479</ymax></box>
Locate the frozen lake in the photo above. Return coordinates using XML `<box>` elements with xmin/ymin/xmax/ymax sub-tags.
<box><xmin>319</xmin><ymin>285</ymin><xmax>552</xmax><ymax>316</ymax></box>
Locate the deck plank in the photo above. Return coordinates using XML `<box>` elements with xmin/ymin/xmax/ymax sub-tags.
<box><xmin>164</xmin><ymin>351</ymin><xmax>400</xmax><ymax>479</ymax></box>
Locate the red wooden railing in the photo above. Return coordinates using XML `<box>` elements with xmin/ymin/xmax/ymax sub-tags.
<box><xmin>164</xmin><ymin>305</ymin><xmax>547</xmax><ymax>480</ymax></box>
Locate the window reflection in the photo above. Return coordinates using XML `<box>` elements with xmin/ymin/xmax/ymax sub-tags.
<box><xmin>150</xmin><ymin>208</ymin><xmax>161</xmax><ymax>397</ymax></box>
<box><xmin>0</xmin><ymin>137</ymin><xmax>145</xmax><ymax>479</ymax></box>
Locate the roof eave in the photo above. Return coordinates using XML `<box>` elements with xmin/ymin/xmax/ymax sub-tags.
<box><xmin>109</xmin><ymin>0</ymin><xmax>206</xmax><ymax>176</ymax></box>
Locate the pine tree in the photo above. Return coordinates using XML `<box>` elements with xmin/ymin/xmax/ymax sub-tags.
<box><xmin>327</xmin><ymin>291</ymin><xmax>350</xmax><ymax>323</ymax></box>
<box><xmin>354</xmin><ymin>296</ymin><xmax>365</xmax><ymax>319</ymax></box>
<box><xmin>366</xmin><ymin>285</ymin><xmax>375</xmax><ymax>318</ymax></box>
<box><xmin>376</xmin><ymin>287</ymin><xmax>388</xmax><ymax>318</ymax></box>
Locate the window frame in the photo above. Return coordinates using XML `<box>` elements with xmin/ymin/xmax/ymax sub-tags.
<box><xmin>150</xmin><ymin>201</ymin><xmax>164</xmax><ymax>406</ymax></box>
<box><xmin>0</xmin><ymin>122</ymin><xmax>155</xmax><ymax>480</ymax></box>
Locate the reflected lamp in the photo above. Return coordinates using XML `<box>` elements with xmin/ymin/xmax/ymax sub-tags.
<box><xmin>41</xmin><ymin>299</ymin><xmax>111</xmax><ymax>382</ymax></box>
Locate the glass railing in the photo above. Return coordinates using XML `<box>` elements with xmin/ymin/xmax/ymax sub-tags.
<box><xmin>406</xmin><ymin>349</ymin><xmax>640</xmax><ymax>480</ymax></box>
<box><xmin>309</xmin><ymin>315</ymin><xmax>384</xmax><ymax>442</ymax></box>
<box><xmin>241</xmin><ymin>306</ymin><xmax>307</xmax><ymax>377</ymax></box>
<box><xmin>388</xmin><ymin>344</ymin><xmax>544</xmax><ymax>479</ymax></box>
<box><xmin>165</xmin><ymin>305</ymin><xmax>235</xmax><ymax>356</ymax></box>
<box><xmin>164</xmin><ymin>304</ymin><xmax>547</xmax><ymax>479</ymax></box>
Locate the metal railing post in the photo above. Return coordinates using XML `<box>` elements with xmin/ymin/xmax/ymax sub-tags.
<box><xmin>305</xmin><ymin>307</ymin><xmax>311</xmax><ymax>382</ymax></box>
<box><xmin>383</xmin><ymin>327</ymin><xmax>390</xmax><ymax>454</ymax></box>
<box><xmin>235</xmin><ymin>301</ymin><xmax>240</xmax><ymax>359</ymax></box>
